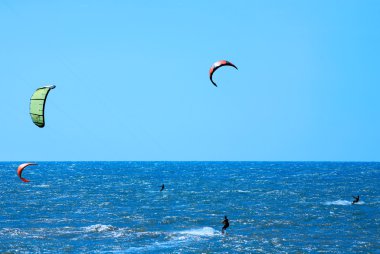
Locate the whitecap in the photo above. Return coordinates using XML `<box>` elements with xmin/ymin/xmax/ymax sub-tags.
<box><xmin>174</xmin><ymin>227</ymin><xmax>218</xmax><ymax>237</ymax></box>
<box><xmin>83</xmin><ymin>224</ymin><xmax>116</xmax><ymax>233</ymax></box>
<box><xmin>324</xmin><ymin>200</ymin><xmax>350</xmax><ymax>205</ymax></box>
<box><xmin>34</xmin><ymin>184</ymin><xmax>50</xmax><ymax>188</ymax></box>
<box><xmin>0</xmin><ymin>228</ymin><xmax>27</xmax><ymax>236</ymax></box>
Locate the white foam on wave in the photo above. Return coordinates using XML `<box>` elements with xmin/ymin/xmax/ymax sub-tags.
<box><xmin>83</xmin><ymin>224</ymin><xmax>117</xmax><ymax>233</ymax></box>
<box><xmin>175</xmin><ymin>226</ymin><xmax>218</xmax><ymax>237</ymax></box>
<box><xmin>325</xmin><ymin>200</ymin><xmax>351</xmax><ymax>205</ymax></box>
<box><xmin>324</xmin><ymin>200</ymin><xmax>365</xmax><ymax>206</ymax></box>
<box><xmin>34</xmin><ymin>184</ymin><xmax>50</xmax><ymax>188</ymax></box>
<box><xmin>0</xmin><ymin>228</ymin><xmax>27</xmax><ymax>236</ymax></box>
<box><xmin>107</xmin><ymin>227</ymin><xmax>218</xmax><ymax>253</ymax></box>
<box><xmin>221</xmin><ymin>190</ymin><xmax>251</xmax><ymax>193</ymax></box>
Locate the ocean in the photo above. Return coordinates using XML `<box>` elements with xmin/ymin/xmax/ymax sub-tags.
<box><xmin>1</xmin><ymin>161</ymin><xmax>379</xmax><ymax>253</ymax></box>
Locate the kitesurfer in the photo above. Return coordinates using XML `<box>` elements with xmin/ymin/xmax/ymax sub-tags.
<box><xmin>221</xmin><ymin>216</ymin><xmax>229</xmax><ymax>234</ymax></box>
<box><xmin>352</xmin><ymin>195</ymin><xmax>360</xmax><ymax>204</ymax></box>
<box><xmin>160</xmin><ymin>184</ymin><xmax>165</xmax><ymax>192</ymax></box>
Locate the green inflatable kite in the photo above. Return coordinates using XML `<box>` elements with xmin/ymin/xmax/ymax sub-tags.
<box><xmin>29</xmin><ymin>85</ymin><xmax>56</xmax><ymax>128</ymax></box>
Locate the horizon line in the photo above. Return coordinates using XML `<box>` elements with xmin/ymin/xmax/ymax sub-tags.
<box><xmin>1</xmin><ymin>160</ymin><xmax>379</xmax><ymax>163</ymax></box>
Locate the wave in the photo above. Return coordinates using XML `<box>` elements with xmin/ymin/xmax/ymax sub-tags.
<box><xmin>0</xmin><ymin>228</ymin><xmax>27</xmax><ymax>236</ymax></box>
<box><xmin>82</xmin><ymin>224</ymin><xmax>117</xmax><ymax>233</ymax></box>
<box><xmin>117</xmin><ymin>227</ymin><xmax>218</xmax><ymax>253</ymax></box>
<box><xmin>33</xmin><ymin>184</ymin><xmax>50</xmax><ymax>188</ymax></box>
<box><xmin>161</xmin><ymin>216</ymin><xmax>180</xmax><ymax>224</ymax></box>
<box><xmin>324</xmin><ymin>200</ymin><xmax>365</xmax><ymax>206</ymax></box>
<box><xmin>220</xmin><ymin>190</ymin><xmax>251</xmax><ymax>194</ymax></box>
<box><xmin>173</xmin><ymin>226</ymin><xmax>218</xmax><ymax>237</ymax></box>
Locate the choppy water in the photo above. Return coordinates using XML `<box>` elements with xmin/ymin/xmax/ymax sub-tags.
<box><xmin>1</xmin><ymin>161</ymin><xmax>379</xmax><ymax>253</ymax></box>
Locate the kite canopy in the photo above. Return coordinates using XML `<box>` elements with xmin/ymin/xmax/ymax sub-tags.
<box><xmin>17</xmin><ymin>163</ymin><xmax>37</xmax><ymax>182</ymax></box>
<box><xmin>29</xmin><ymin>85</ymin><xmax>56</xmax><ymax>128</ymax></box>
<box><xmin>209</xmin><ymin>60</ymin><xmax>238</xmax><ymax>87</ymax></box>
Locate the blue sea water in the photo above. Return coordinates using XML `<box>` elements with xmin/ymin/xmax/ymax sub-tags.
<box><xmin>0</xmin><ymin>161</ymin><xmax>379</xmax><ymax>253</ymax></box>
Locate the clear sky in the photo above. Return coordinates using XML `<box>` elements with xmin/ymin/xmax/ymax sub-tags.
<box><xmin>1</xmin><ymin>1</ymin><xmax>379</xmax><ymax>161</ymax></box>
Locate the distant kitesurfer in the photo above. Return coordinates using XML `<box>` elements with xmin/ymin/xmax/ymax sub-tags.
<box><xmin>160</xmin><ymin>184</ymin><xmax>165</xmax><ymax>192</ymax></box>
<box><xmin>352</xmin><ymin>195</ymin><xmax>360</xmax><ymax>205</ymax></box>
<box><xmin>221</xmin><ymin>216</ymin><xmax>229</xmax><ymax>234</ymax></box>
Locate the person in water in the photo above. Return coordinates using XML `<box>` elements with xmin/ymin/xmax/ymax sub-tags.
<box><xmin>222</xmin><ymin>216</ymin><xmax>229</xmax><ymax>234</ymax></box>
<box><xmin>352</xmin><ymin>195</ymin><xmax>360</xmax><ymax>204</ymax></box>
<box><xmin>160</xmin><ymin>184</ymin><xmax>165</xmax><ymax>191</ymax></box>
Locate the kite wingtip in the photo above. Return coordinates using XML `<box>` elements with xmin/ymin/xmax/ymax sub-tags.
<box><xmin>43</xmin><ymin>85</ymin><xmax>56</xmax><ymax>89</ymax></box>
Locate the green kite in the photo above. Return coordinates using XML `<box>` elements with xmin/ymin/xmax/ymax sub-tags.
<box><xmin>29</xmin><ymin>85</ymin><xmax>56</xmax><ymax>128</ymax></box>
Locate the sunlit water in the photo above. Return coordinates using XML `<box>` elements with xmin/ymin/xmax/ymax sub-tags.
<box><xmin>1</xmin><ymin>162</ymin><xmax>379</xmax><ymax>253</ymax></box>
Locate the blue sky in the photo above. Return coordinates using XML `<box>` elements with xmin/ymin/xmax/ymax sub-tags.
<box><xmin>1</xmin><ymin>1</ymin><xmax>379</xmax><ymax>161</ymax></box>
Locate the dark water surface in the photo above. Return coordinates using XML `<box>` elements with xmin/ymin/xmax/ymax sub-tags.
<box><xmin>1</xmin><ymin>162</ymin><xmax>379</xmax><ymax>253</ymax></box>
